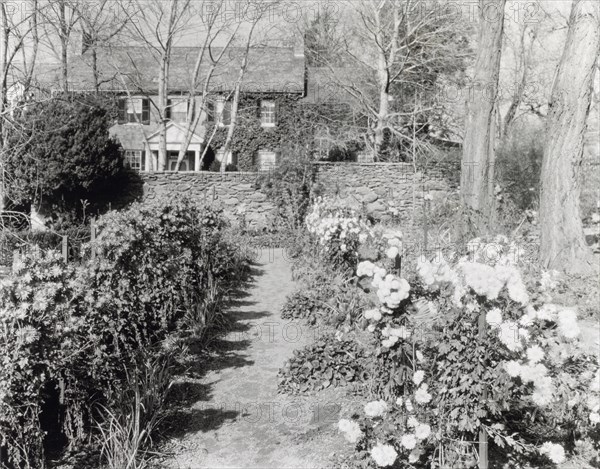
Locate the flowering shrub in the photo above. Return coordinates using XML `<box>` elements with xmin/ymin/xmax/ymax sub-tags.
<box><xmin>0</xmin><ymin>251</ymin><xmax>85</xmax><ymax>467</ymax></box>
<box><xmin>305</xmin><ymin>197</ymin><xmax>373</xmax><ymax>271</ymax></box>
<box><xmin>336</xmin><ymin>234</ymin><xmax>599</xmax><ymax>468</ymax></box>
<box><xmin>0</xmin><ymin>198</ymin><xmax>246</xmax><ymax>467</ymax></box>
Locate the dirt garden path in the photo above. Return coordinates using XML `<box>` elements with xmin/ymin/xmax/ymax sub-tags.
<box><xmin>160</xmin><ymin>248</ymin><xmax>349</xmax><ymax>469</ymax></box>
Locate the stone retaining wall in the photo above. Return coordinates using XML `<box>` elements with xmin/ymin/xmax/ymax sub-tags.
<box><xmin>141</xmin><ymin>172</ymin><xmax>276</xmax><ymax>228</ymax></box>
<box><xmin>134</xmin><ymin>162</ymin><xmax>460</xmax><ymax>228</ymax></box>
<box><xmin>312</xmin><ymin>162</ymin><xmax>459</xmax><ymax>223</ymax></box>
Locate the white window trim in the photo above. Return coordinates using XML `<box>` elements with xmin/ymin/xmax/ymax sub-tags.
<box><xmin>124</xmin><ymin>150</ymin><xmax>142</xmax><ymax>171</ymax></box>
<box><xmin>257</xmin><ymin>150</ymin><xmax>277</xmax><ymax>171</ymax></box>
<box><xmin>260</xmin><ymin>100</ymin><xmax>276</xmax><ymax>127</ymax></box>
<box><xmin>357</xmin><ymin>152</ymin><xmax>374</xmax><ymax>163</ymax></box>
<box><xmin>216</xmin><ymin>149</ymin><xmax>234</xmax><ymax>166</ymax></box>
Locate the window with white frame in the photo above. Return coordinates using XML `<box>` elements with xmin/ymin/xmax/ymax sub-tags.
<box><xmin>357</xmin><ymin>152</ymin><xmax>374</xmax><ymax>163</ymax></box>
<box><xmin>315</xmin><ymin>132</ymin><xmax>331</xmax><ymax>160</ymax></box>
<box><xmin>124</xmin><ymin>150</ymin><xmax>142</xmax><ymax>170</ymax></box>
<box><xmin>118</xmin><ymin>97</ymin><xmax>150</xmax><ymax>124</ymax></box>
<box><xmin>257</xmin><ymin>150</ymin><xmax>277</xmax><ymax>171</ymax></box>
<box><xmin>216</xmin><ymin>149</ymin><xmax>235</xmax><ymax>166</ymax></box>
<box><xmin>260</xmin><ymin>100</ymin><xmax>276</xmax><ymax>127</ymax></box>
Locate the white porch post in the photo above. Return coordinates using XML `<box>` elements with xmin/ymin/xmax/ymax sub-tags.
<box><xmin>194</xmin><ymin>149</ymin><xmax>201</xmax><ymax>172</ymax></box>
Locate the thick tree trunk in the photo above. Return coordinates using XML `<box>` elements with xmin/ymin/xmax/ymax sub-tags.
<box><xmin>460</xmin><ymin>0</ymin><xmax>507</xmax><ymax>230</ymax></box>
<box><xmin>539</xmin><ymin>0</ymin><xmax>599</xmax><ymax>275</ymax></box>
<box><xmin>373</xmin><ymin>26</ymin><xmax>390</xmax><ymax>161</ymax></box>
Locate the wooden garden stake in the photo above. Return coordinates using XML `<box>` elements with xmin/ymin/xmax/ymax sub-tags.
<box><xmin>61</xmin><ymin>236</ymin><xmax>68</xmax><ymax>263</ymax></box>
<box><xmin>90</xmin><ymin>218</ymin><xmax>96</xmax><ymax>261</ymax></box>
<box><xmin>394</xmin><ymin>253</ymin><xmax>401</xmax><ymax>277</ymax></box>
<box><xmin>478</xmin><ymin>310</ymin><xmax>489</xmax><ymax>469</ymax></box>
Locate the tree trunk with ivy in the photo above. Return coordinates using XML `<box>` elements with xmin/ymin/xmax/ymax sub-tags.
<box><xmin>460</xmin><ymin>0</ymin><xmax>507</xmax><ymax>231</ymax></box>
<box><xmin>539</xmin><ymin>0</ymin><xmax>599</xmax><ymax>275</ymax></box>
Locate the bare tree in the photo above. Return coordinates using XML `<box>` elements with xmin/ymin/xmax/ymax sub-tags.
<box><xmin>39</xmin><ymin>0</ymin><xmax>81</xmax><ymax>92</ymax></box>
<box><xmin>539</xmin><ymin>0</ymin><xmax>599</xmax><ymax>274</ymax></box>
<box><xmin>172</xmin><ymin>0</ymin><xmax>241</xmax><ymax>170</ymax></box>
<box><xmin>309</xmin><ymin>0</ymin><xmax>469</xmax><ymax>160</ymax></box>
<box><xmin>76</xmin><ymin>0</ymin><xmax>136</xmax><ymax>92</ymax></box>
<box><xmin>1</xmin><ymin>1</ymin><xmax>41</xmax><ymax>211</ymax></box>
<box><xmin>460</xmin><ymin>0</ymin><xmax>507</xmax><ymax>230</ymax></box>
<box><xmin>123</xmin><ymin>0</ymin><xmax>192</xmax><ymax>170</ymax></box>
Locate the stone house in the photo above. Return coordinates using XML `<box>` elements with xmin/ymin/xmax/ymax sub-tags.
<box><xmin>26</xmin><ymin>41</ymin><xmax>306</xmax><ymax>172</ymax></box>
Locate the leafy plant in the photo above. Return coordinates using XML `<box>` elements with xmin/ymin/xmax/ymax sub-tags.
<box><xmin>281</xmin><ymin>288</ymin><xmax>330</xmax><ymax>325</ymax></box>
<box><xmin>278</xmin><ymin>333</ymin><xmax>368</xmax><ymax>394</ymax></box>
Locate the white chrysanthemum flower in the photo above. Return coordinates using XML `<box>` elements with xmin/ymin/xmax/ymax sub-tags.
<box><xmin>408</xmin><ymin>448</ymin><xmax>422</xmax><ymax>463</ymax></box>
<box><xmin>504</xmin><ymin>360</ymin><xmax>521</xmax><ymax>377</ymax></box>
<box><xmin>557</xmin><ymin>308</ymin><xmax>580</xmax><ymax>339</ymax></box>
<box><xmin>532</xmin><ymin>376</ymin><xmax>554</xmax><ymax>406</ymax></box>
<box><xmin>367</xmin><ymin>324</ymin><xmax>376</xmax><ymax>332</ymax></box>
<box><xmin>539</xmin><ymin>442</ymin><xmax>565</xmax><ymax>464</ymax></box>
<box><xmin>526</xmin><ymin>345</ymin><xmax>544</xmax><ymax>364</ymax></box>
<box><xmin>395</xmin><ymin>397</ymin><xmax>403</xmax><ymax>406</ymax></box>
<box><xmin>407</xmin><ymin>416</ymin><xmax>419</xmax><ymax>428</ymax></box>
<box><xmin>386</xmin><ymin>246</ymin><xmax>400</xmax><ymax>259</ymax></box>
<box><xmin>519</xmin><ymin>305</ymin><xmax>537</xmax><ymax>326</ymax></box>
<box><xmin>414</xmin><ymin>384</ymin><xmax>432</xmax><ymax>404</ymax></box>
<box><xmin>536</xmin><ymin>303</ymin><xmax>559</xmax><ymax>321</ymax></box>
<box><xmin>519</xmin><ymin>363</ymin><xmax>548</xmax><ymax>383</ymax></box>
<box><xmin>400</xmin><ymin>434</ymin><xmax>417</xmax><ymax>450</ymax></box>
<box><xmin>460</xmin><ymin>261</ymin><xmax>503</xmax><ymax>300</ymax></box>
<box><xmin>382</xmin><ymin>336</ymin><xmax>399</xmax><ymax>348</ymax></box>
<box><xmin>357</xmin><ymin>261</ymin><xmax>376</xmax><ymax>277</ymax></box>
<box><xmin>338</xmin><ymin>419</ymin><xmax>363</xmax><ymax>443</ymax></box>
<box><xmin>587</xmin><ymin>396</ymin><xmax>600</xmax><ymax>412</ymax></box>
<box><xmin>405</xmin><ymin>398</ymin><xmax>414</xmax><ymax>412</ymax></box>
<box><xmin>364</xmin><ymin>309</ymin><xmax>382</xmax><ymax>321</ymax></box>
<box><xmin>415</xmin><ymin>424</ymin><xmax>431</xmax><ymax>440</ymax></box>
<box><xmin>413</xmin><ymin>370</ymin><xmax>425</xmax><ymax>385</ymax></box>
<box><xmin>498</xmin><ymin>321</ymin><xmax>522</xmax><ymax>351</ymax></box>
<box><xmin>590</xmin><ymin>412</ymin><xmax>600</xmax><ymax>424</ymax></box>
<box><xmin>364</xmin><ymin>400</ymin><xmax>388</xmax><ymax>418</ymax></box>
<box><xmin>417</xmin><ymin>259</ymin><xmax>435</xmax><ymax>286</ymax></box>
<box><xmin>540</xmin><ymin>270</ymin><xmax>560</xmax><ymax>292</ymax></box>
<box><xmin>370</xmin><ymin>443</ymin><xmax>398</xmax><ymax>467</ymax></box>
<box><xmin>485</xmin><ymin>308</ymin><xmax>503</xmax><ymax>328</ymax></box>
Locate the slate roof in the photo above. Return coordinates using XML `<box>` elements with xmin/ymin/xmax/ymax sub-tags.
<box><xmin>32</xmin><ymin>46</ymin><xmax>305</xmax><ymax>95</ymax></box>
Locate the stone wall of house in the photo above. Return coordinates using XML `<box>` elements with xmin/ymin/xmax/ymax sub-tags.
<box><xmin>125</xmin><ymin>162</ymin><xmax>460</xmax><ymax>229</ymax></box>
<box><xmin>312</xmin><ymin>162</ymin><xmax>460</xmax><ymax>224</ymax></box>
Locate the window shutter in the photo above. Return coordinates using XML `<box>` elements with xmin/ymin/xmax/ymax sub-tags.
<box><xmin>165</xmin><ymin>99</ymin><xmax>172</xmax><ymax>121</ymax></box>
<box><xmin>207</xmin><ymin>100</ymin><xmax>214</xmax><ymax>123</ymax></box>
<box><xmin>118</xmin><ymin>98</ymin><xmax>126</xmax><ymax>123</ymax></box>
<box><xmin>274</xmin><ymin>100</ymin><xmax>279</xmax><ymax>125</ymax></box>
<box><xmin>187</xmin><ymin>99</ymin><xmax>195</xmax><ymax>122</ymax></box>
<box><xmin>142</xmin><ymin>98</ymin><xmax>150</xmax><ymax>124</ymax></box>
<box><xmin>223</xmin><ymin>101</ymin><xmax>231</xmax><ymax>125</ymax></box>
<box><xmin>256</xmin><ymin>99</ymin><xmax>262</xmax><ymax>118</ymax></box>
<box><xmin>141</xmin><ymin>150</ymin><xmax>146</xmax><ymax>171</ymax></box>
